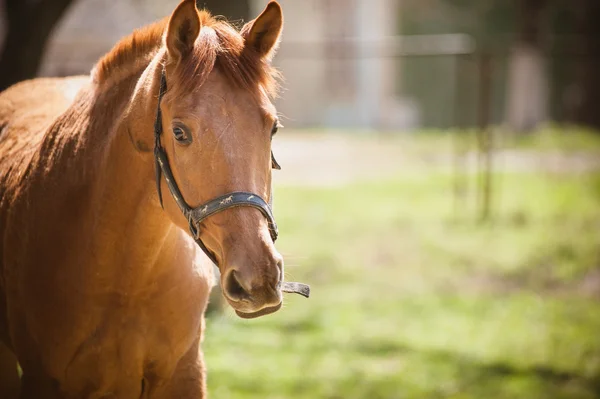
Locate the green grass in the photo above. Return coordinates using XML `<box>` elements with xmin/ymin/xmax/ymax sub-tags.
<box><xmin>510</xmin><ymin>125</ymin><xmax>600</xmax><ymax>152</ymax></box>
<box><xmin>204</xmin><ymin>131</ymin><xmax>600</xmax><ymax>399</ymax></box>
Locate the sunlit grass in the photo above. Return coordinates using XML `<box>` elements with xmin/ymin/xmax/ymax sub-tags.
<box><xmin>204</xmin><ymin>131</ymin><xmax>600</xmax><ymax>399</ymax></box>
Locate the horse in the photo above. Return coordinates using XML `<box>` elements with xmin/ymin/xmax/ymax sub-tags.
<box><xmin>0</xmin><ymin>1</ymin><xmax>289</xmax><ymax>397</ymax></box>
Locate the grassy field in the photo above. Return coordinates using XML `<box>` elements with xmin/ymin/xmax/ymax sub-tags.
<box><xmin>203</xmin><ymin>129</ymin><xmax>600</xmax><ymax>399</ymax></box>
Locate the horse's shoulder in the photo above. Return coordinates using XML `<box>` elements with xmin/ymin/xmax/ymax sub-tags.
<box><xmin>0</xmin><ymin>76</ymin><xmax>91</xmax><ymax>204</ymax></box>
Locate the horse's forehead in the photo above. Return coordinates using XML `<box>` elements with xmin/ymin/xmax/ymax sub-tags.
<box><xmin>178</xmin><ymin>72</ymin><xmax>275</xmax><ymax>122</ymax></box>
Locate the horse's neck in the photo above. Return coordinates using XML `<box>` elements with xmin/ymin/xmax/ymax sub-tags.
<box><xmin>82</xmin><ymin>65</ymin><xmax>176</xmax><ymax>277</ymax></box>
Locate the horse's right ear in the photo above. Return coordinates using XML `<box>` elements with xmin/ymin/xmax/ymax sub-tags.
<box><xmin>165</xmin><ymin>0</ymin><xmax>201</xmax><ymax>63</ymax></box>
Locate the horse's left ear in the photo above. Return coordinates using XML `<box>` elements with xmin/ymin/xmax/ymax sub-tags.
<box><xmin>241</xmin><ymin>1</ymin><xmax>283</xmax><ymax>60</ymax></box>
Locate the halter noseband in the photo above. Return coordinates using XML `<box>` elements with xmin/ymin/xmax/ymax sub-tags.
<box><xmin>152</xmin><ymin>70</ymin><xmax>278</xmax><ymax>265</ymax></box>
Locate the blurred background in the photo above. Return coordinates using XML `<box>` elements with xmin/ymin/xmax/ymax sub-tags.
<box><xmin>2</xmin><ymin>0</ymin><xmax>600</xmax><ymax>398</ymax></box>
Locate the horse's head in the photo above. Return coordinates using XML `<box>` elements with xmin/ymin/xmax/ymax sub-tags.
<box><xmin>156</xmin><ymin>0</ymin><xmax>284</xmax><ymax>318</ymax></box>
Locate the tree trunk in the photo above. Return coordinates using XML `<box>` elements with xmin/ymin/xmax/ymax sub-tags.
<box><xmin>196</xmin><ymin>0</ymin><xmax>250</xmax><ymax>23</ymax></box>
<box><xmin>0</xmin><ymin>0</ymin><xmax>75</xmax><ymax>91</ymax></box>
<box><xmin>570</xmin><ymin>0</ymin><xmax>600</xmax><ymax>130</ymax></box>
<box><xmin>505</xmin><ymin>0</ymin><xmax>548</xmax><ymax>132</ymax></box>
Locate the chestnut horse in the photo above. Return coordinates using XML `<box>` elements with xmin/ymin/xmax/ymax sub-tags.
<box><xmin>0</xmin><ymin>1</ymin><xmax>287</xmax><ymax>397</ymax></box>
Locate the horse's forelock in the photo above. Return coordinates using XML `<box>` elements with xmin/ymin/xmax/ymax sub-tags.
<box><xmin>170</xmin><ymin>12</ymin><xmax>280</xmax><ymax>99</ymax></box>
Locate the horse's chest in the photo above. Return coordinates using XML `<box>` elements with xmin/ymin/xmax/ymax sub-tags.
<box><xmin>62</xmin><ymin>284</ymin><xmax>208</xmax><ymax>397</ymax></box>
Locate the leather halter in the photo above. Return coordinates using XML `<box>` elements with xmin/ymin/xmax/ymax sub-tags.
<box><xmin>153</xmin><ymin>70</ymin><xmax>278</xmax><ymax>265</ymax></box>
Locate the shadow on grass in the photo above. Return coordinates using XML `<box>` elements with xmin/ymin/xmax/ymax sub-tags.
<box><xmin>356</xmin><ymin>338</ymin><xmax>600</xmax><ymax>398</ymax></box>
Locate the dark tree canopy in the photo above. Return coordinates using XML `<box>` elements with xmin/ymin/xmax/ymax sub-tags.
<box><xmin>0</xmin><ymin>0</ymin><xmax>75</xmax><ymax>91</ymax></box>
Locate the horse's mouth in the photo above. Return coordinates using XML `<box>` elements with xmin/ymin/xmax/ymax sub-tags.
<box><xmin>235</xmin><ymin>303</ymin><xmax>282</xmax><ymax>319</ymax></box>
<box><xmin>230</xmin><ymin>282</ymin><xmax>310</xmax><ymax>319</ymax></box>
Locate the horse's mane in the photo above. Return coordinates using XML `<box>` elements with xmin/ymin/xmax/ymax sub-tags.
<box><xmin>92</xmin><ymin>11</ymin><xmax>279</xmax><ymax>97</ymax></box>
<box><xmin>92</xmin><ymin>18</ymin><xmax>168</xmax><ymax>86</ymax></box>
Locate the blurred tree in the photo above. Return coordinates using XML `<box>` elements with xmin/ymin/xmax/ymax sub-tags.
<box><xmin>0</xmin><ymin>0</ymin><xmax>75</xmax><ymax>91</ymax></box>
<box><xmin>515</xmin><ymin>0</ymin><xmax>546</xmax><ymax>46</ymax></box>
<box><xmin>505</xmin><ymin>0</ymin><xmax>549</xmax><ymax>132</ymax></box>
<box><xmin>196</xmin><ymin>0</ymin><xmax>250</xmax><ymax>24</ymax></box>
<box><xmin>570</xmin><ymin>0</ymin><xmax>600</xmax><ymax>130</ymax></box>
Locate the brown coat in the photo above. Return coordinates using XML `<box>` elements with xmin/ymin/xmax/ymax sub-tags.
<box><xmin>0</xmin><ymin>1</ymin><xmax>285</xmax><ymax>397</ymax></box>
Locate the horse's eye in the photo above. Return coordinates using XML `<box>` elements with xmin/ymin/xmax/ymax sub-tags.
<box><xmin>271</xmin><ymin>121</ymin><xmax>279</xmax><ymax>137</ymax></box>
<box><xmin>173</xmin><ymin>125</ymin><xmax>192</xmax><ymax>144</ymax></box>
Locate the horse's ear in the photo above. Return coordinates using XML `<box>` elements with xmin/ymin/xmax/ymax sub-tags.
<box><xmin>241</xmin><ymin>1</ymin><xmax>283</xmax><ymax>59</ymax></box>
<box><xmin>165</xmin><ymin>0</ymin><xmax>201</xmax><ymax>63</ymax></box>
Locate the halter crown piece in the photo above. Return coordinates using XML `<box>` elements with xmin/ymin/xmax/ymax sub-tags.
<box><xmin>152</xmin><ymin>69</ymin><xmax>309</xmax><ymax>298</ymax></box>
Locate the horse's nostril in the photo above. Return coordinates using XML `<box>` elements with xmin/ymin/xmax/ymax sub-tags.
<box><xmin>225</xmin><ymin>270</ymin><xmax>249</xmax><ymax>302</ymax></box>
